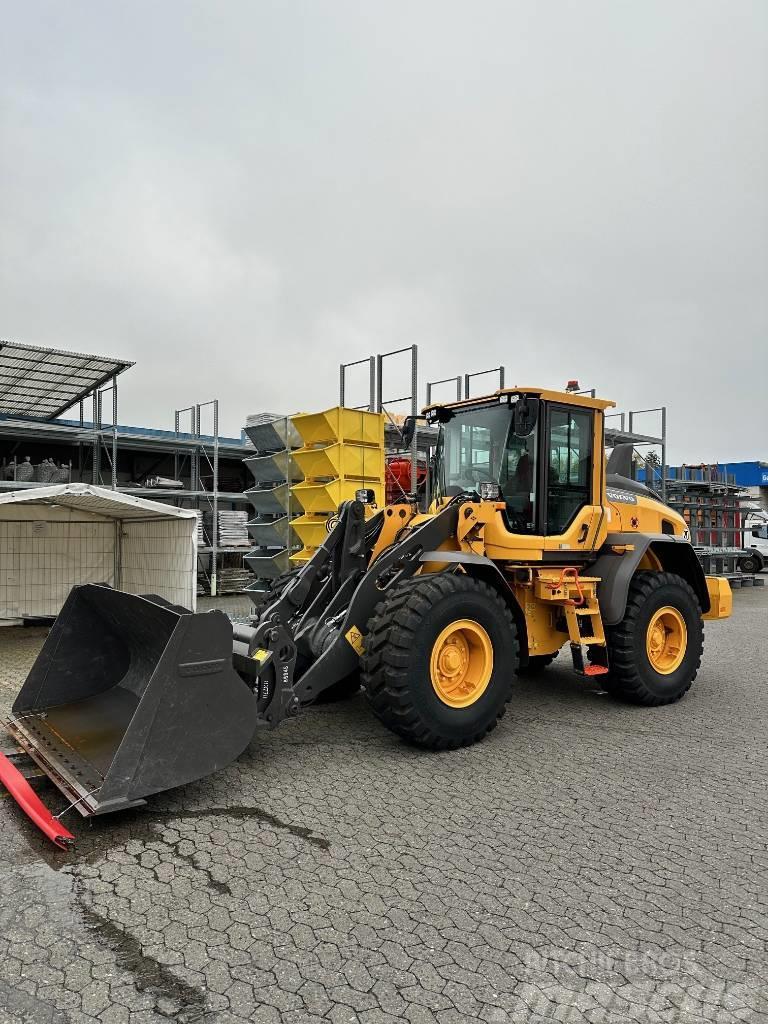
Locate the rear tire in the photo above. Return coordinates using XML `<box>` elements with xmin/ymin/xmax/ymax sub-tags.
<box><xmin>603</xmin><ymin>571</ymin><xmax>703</xmax><ymax>706</ymax></box>
<box><xmin>361</xmin><ymin>574</ymin><xmax>519</xmax><ymax>749</ymax></box>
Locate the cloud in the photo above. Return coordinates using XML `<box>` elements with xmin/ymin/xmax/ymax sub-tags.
<box><xmin>1</xmin><ymin>0</ymin><xmax>766</xmax><ymax>460</ymax></box>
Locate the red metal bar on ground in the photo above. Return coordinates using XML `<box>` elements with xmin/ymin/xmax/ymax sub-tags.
<box><xmin>0</xmin><ymin>751</ymin><xmax>75</xmax><ymax>848</ymax></box>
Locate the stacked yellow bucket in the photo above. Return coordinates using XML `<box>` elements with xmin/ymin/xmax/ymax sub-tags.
<box><xmin>289</xmin><ymin>407</ymin><xmax>385</xmax><ymax>564</ymax></box>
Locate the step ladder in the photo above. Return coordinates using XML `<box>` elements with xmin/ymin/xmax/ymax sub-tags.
<box><xmin>534</xmin><ymin>567</ymin><xmax>610</xmax><ymax>677</ymax></box>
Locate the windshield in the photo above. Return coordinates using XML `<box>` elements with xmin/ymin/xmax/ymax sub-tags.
<box><xmin>434</xmin><ymin>405</ymin><xmax>538</xmax><ymax>532</ymax></box>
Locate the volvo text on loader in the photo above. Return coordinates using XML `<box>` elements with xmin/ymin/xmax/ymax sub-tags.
<box><xmin>1</xmin><ymin>387</ymin><xmax>732</xmax><ymax>845</ymax></box>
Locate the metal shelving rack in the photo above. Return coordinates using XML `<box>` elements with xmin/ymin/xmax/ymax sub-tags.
<box><xmin>663</xmin><ymin>467</ymin><xmax>764</xmax><ymax>583</ymax></box>
<box><xmin>375</xmin><ymin>345</ymin><xmax>419</xmax><ymax>494</ymax></box>
<box><xmin>0</xmin><ymin>415</ymin><xmax>253</xmax><ymax>596</ymax></box>
<box><xmin>171</xmin><ymin>399</ymin><xmax>255</xmax><ymax>598</ymax></box>
<box><xmin>340</xmin><ymin>356</ymin><xmax>376</xmax><ymax>411</ymax></box>
<box><xmin>0</xmin><ymin>342</ymin><xmax>255</xmax><ymax>600</ymax></box>
<box><xmin>426</xmin><ymin>365</ymin><xmax>506</xmax><ymax>405</ymax></box>
<box><xmin>604</xmin><ymin>406</ymin><xmax>667</xmax><ymax>500</ymax></box>
<box><xmin>339</xmin><ymin>346</ymin><xmax>428</xmax><ymax>504</ymax></box>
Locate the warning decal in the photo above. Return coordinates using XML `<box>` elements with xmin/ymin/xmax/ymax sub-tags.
<box><xmin>345</xmin><ymin>625</ymin><xmax>365</xmax><ymax>656</ymax></box>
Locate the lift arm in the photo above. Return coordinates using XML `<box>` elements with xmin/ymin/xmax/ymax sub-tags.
<box><xmin>240</xmin><ymin>499</ymin><xmax>461</xmax><ymax>727</ymax></box>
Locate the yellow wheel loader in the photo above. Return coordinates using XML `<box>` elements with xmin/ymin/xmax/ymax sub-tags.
<box><xmin>1</xmin><ymin>388</ymin><xmax>732</xmax><ymax>844</ymax></box>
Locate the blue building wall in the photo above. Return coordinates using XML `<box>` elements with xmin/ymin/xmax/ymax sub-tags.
<box><xmin>666</xmin><ymin>462</ymin><xmax>768</xmax><ymax>487</ymax></box>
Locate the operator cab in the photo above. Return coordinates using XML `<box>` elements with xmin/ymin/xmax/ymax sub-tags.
<box><xmin>427</xmin><ymin>388</ymin><xmax>611</xmax><ymax>537</ymax></box>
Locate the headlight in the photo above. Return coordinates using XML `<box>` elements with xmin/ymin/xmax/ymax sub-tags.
<box><xmin>355</xmin><ymin>488</ymin><xmax>376</xmax><ymax>505</ymax></box>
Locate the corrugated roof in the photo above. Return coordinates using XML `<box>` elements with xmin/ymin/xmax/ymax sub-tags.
<box><xmin>0</xmin><ymin>340</ymin><xmax>134</xmax><ymax>420</ymax></box>
<box><xmin>0</xmin><ymin>483</ymin><xmax>198</xmax><ymax>521</ymax></box>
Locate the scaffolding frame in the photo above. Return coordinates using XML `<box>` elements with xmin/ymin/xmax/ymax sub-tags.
<box><xmin>90</xmin><ymin>376</ymin><xmax>120</xmax><ymax>489</ymax></box>
<box><xmin>426</xmin><ymin>366</ymin><xmax>507</xmax><ymax>407</ymax></box>
<box><xmin>425</xmin><ymin>375</ymin><xmax>462</xmax><ymax>405</ymax></box>
<box><xmin>375</xmin><ymin>345</ymin><xmax>419</xmax><ymax>494</ymax></box>
<box><xmin>339</xmin><ymin>357</ymin><xmax>376</xmax><ymax>411</ymax></box>
<box><xmin>662</xmin><ymin>467</ymin><xmax>762</xmax><ymax>577</ymax></box>
<box><xmin>462</xmin><ymin>366</ymin><xmax>506</xmax><ymax>399</ymax></box>
<box><xmin>174</xmin><ymin>400</ymin><xmax>222</xmax><ymax>595</ymax></box>
<box><xmin>605</xmin><ymin>406</ymin><xmax>668</xmax><ymax>501</ymax></box>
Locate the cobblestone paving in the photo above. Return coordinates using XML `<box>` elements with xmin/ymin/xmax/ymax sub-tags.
<box><xmin>0</xmin><ymin>589</ymin><xmax>766</xmax><ymax>1023</ymax></box>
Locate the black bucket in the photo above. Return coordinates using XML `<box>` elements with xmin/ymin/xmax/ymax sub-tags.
<box><xmin>6</xmin><ymin>584</ymin><xmax>259</xmax><ymax>815</ymax></box>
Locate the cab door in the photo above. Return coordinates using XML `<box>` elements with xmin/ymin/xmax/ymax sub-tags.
<box><xmin>541</xmin><ymin>404</ymin><xmax>602</xmax><ymax>553</ymax></box>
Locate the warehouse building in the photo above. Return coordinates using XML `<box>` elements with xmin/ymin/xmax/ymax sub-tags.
<box><xmin>0</xmin><ymin>339</ymin><xmax>253</xmax><ymax>597</ymax></box>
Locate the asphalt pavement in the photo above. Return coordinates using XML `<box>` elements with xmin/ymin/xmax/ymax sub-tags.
<box><xmin>0</xmin><ymin>587</ymin><xmax>765</xmax><ymax>1024</ymax></box>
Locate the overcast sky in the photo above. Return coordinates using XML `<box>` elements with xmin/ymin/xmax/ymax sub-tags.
<box><xmin>2</xmin><ymin>1</ymin><xmax>766</xmax><ymax>462</ymax></box>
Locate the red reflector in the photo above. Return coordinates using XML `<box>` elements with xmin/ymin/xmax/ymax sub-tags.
<box><xmin>584</xmin><ymin>664</ymin><xmax>610</xmax><ymax>676</ymax></box>
<box><xmin>0</xmin><ymin>751</ymin><xmax>75</xmax><ymax>849</ymax></box>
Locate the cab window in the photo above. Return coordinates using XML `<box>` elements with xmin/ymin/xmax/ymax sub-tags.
<box><xmin>436</xmin><ymin>404</ymin><xmax>538</xmax><ymax>534</ymax></box>
<box><xmin>440</xmin><ymin>407</ymin><xmax>510</xmax><ymax>492</ymax></box>
<box><xmin>546</xmin><ymin>408</ymin><xmax>593</xmax><ymax>534</ymax></box>
<box><xmin>455</xmin><ymin>419</ymin><xmax>538</xmax><ymax>533</ymax></box>
<box><xmin>500</xmin><ymin>428</ymin><xmax>537</xmax><ymax>533</ymax></box>
<box><xmin>458</xmin><ymin>422</ymin><xmax>493</xmax><ymax>481</ymax></box>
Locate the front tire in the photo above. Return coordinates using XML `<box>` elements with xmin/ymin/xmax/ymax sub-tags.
<box><xmin>361</xmin><ymin>574</ymin><xmax>519</xmax><ymax>749</ymax></box>
<box><xmin>603</xmin><ymin>571</ymin><xmax>703</xmax><ymax>706</ymax></box>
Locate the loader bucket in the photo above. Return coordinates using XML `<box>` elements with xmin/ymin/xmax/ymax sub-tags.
<box><xmin>5</xmin><ymin>584</ymin><xmax>259</xmax><ymax>816</ymax></box>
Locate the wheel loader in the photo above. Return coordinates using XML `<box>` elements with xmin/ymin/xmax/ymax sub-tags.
<box><xmin>0</xmin><ymin>387</ymin><xmax>732</xmax><ymax>845</ymax></box>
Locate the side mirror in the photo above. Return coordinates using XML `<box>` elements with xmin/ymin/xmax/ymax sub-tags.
<box><xmin>513</xmin><ymin>397</ymin><xmax>539</xmax><ymax>437</ymax></box>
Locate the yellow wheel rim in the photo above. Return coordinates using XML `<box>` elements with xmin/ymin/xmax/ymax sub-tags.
<box><xmin>430</xmin><ymin>619</ymin><xmax>493</xmax><ymax>708</ymax></box>
<box><xmin>646</xmin><ymin>606</ymin><xmax>687</xmax><ymax>675</ymax></box>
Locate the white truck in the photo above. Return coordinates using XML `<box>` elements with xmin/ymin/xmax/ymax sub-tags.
<box><xmin>740</xmin><ymin>517</ymin><xmax>768</xmax><ymax>573</ymax></box>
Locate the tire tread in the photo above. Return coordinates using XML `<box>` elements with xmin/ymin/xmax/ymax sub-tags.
<box><xmin>361</xmin><ymin>574</ymin><xmax>518</xmax><ymax>749</ymax></box>
<box><xmin>604</xmin><ymin>571</ymin><xmax>703</xmax><ymax>706</ymax></box>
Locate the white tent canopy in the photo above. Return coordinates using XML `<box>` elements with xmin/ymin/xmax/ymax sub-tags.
<box><xmin>0</xmin><ymin>484</ymin><xmax>197</xmax><ymax>622</ymax></box>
